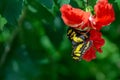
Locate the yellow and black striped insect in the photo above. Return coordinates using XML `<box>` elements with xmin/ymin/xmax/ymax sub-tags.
<box><xmin>67</xmin><ymin>28</ymin><xmax>92</xmax><ymax>61</ymax></box>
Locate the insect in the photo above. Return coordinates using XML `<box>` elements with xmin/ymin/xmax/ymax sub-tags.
<box><xmin>67</xmin><ymin>28</ymin><xmax>92</xmax><ymax>61</ymax></box>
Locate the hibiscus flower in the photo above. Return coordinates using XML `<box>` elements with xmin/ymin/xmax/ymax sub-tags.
<box><xmin>60</xmin><ymin>0</ymin><xmax>115</xmax><ymax>61</ymax></box>
<box><xmin>60</xmin><ymin>0</ymin><xmax>115</xmax><ymax>30</ymax></box>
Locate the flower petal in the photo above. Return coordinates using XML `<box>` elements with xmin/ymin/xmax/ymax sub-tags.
<box><xmin>89</xmin><ymin>16</ymin><xmax>103</xmax><ymax>30</ymax></box>
<box><xmin>90</xmin><ymin>30</ymin><xmax>105</xmax><ymax>52</ymax></box>
<box><xmin>94</xmin><ymin>0</ymin><xmax>115</xmax><ymax>26</ymax></box>
<box><xmin>82</xmin><ymin>46</ymin><xmax>96</xmax><ymax>61</ymax></box>
<box><xmin>60</xmin><ymin>4</ymin><xmax>90</xmax><ymax>28</ymax></box>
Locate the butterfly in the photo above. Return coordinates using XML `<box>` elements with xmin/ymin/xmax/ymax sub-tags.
<box><xmin>67</xmin><ymin>28</ymin><xmax>92</xmax><ymax>61</ymax></box>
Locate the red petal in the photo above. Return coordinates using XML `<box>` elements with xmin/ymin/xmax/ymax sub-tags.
<box><xmin>90</xmin><ymin>29</ymin><xmax>102</xmax><ymax>40</ymax></box>
<box><xmin>97</xmin><ymin>48</ymin><xmax>103</xmax><ymax>53</ymax></box>
<box><xmin>94</xmin><ymin>1</ymin><xmax>115</xmax><ymax>26</ymax></box>
<box><xmin>60</xmin><ymin>4</ymin><xmax>90</xmax><ymax>28</ymax></box>
<box><xmin>92</xmin><ymin>22</ymin><xmax>102</xmax><ymax>31</ymax></box>
<box><xmin>88</xmin><ymin>16</ymin><xmax>103</xmax><ymax>30</ymax></box>
<box><xmin>89</xmin><ymin>30</ymin><xmax>105</xmax><ymax>51</ymax></box>
<box><xmin>93</xmin><ymin>38</ymin><xmax>105</xmax><ymax>51</ymax></box>
<box><xmin>82</xmin><ymin>46</ymin><xmax>96</xmax><ymax>61</ymax></box>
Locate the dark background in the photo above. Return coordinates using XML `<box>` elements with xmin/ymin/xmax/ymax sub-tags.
<box><xmin>0</xmin><ymin>0</ymin><xmax>120</xmax><ymax>80</ymax></box>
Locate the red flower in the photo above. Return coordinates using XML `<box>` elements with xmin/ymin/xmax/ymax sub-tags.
<box><xmin>60</xmin><ymin>4</ymin><xmax>90</xmax><ymax>29</ymax></box>
<box><xmin>90</xmin><ymin>0</ymin><xmax>115</xmax><ymax>30</ymax></box>
<box><xmin>60</xmin><ymin>1</ymin><xmax>115</xmax><ymax>30</ymax></box>
<box><xmin>60</xmin><ymin>0</ymin><xmax>115</xmax><ymax>61</ymax></box>
<box><xmin>82</xmin><ymin>30</ymin><xmax>105</xmax><ymax>61</ymax></box>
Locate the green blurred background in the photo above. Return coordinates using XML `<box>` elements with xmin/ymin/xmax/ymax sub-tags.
<box><xmin>0</xmin><ymin>0</ymin><xmax>120</xmax><ymax>80</ymax></box>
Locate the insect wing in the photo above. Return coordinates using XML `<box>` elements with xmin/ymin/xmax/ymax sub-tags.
<box><xmin>72</xmin><ymin>40</ymin><xmax>92</xmax><ymax>61</ymax></box>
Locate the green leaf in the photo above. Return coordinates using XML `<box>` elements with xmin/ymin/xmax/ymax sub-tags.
<box><xmin>0</xmin><ymin>15</ymin><xmax>7</xmax><ymax>30</ymax></box>
<box><xmin>0</xmin><ymin>0</ymin><xmax>23</xmax><ymax>25</ymax></box>
<box><xmin>74</xmin><ymin>0</ymin><xmax>84</xmax><ymax>9</ymax></box>
<box><xmin>27</xmin><ymin>1</ymin><xmax>54</xmax><ymax>22</ymax></box>
<box><xmin>40</xmin><ymin>35</ymin><xmax>60</xmax><ymax>61</ymax></box>
<box><xmin>0</xmin><ymin>29</ymin><xmax>10</xmax><ymax>42</ymax></box>
<box><xmin>88</xmin><ymin>0</ymin><xmax>97</xmax><ymax>7</ymax></box>
<box><xmin>58</xmin><ymin>0</ymin><xmax>70</xmax><ymax>6</ymax></box>
<box><xmin>115</xmin><ymin>0</ymin><xmax>120</xmax><ymax>9</ymax></box>
<box><xmin>37</xmin><ymin>0</ymin><xmax>54</xmax><ymax>9</ymax></box>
